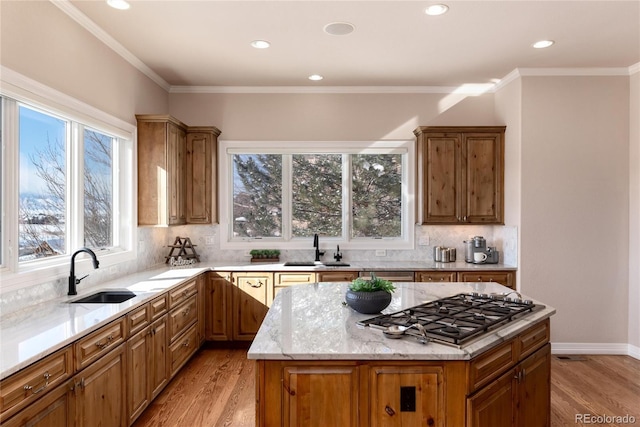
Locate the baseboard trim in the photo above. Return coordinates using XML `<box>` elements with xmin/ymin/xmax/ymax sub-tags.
<box><xmin>552</xmin><ymin>342</ymin><xmax>640</xmax><ymax>360</ymax></box>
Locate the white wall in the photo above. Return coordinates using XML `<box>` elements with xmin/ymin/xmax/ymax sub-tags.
<box><xmin>520</xmin><ymin>76</ymin><xmax>630</xmax><ymax>345</ymax></box>
<box><xmin>0</xmin><ymin>0</ymin><xmax>168</xmax><ymax>124</ymax></box>
<box><xmin>629</xmin><ymin>69</ymin><xmax>640</xmax><ymax>352</ymax></box>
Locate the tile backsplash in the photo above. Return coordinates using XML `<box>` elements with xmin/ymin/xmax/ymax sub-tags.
<box><xmin>0</xmin><ymin>224</ymin><xmax>517</xmax><ymax>316</ymax></box>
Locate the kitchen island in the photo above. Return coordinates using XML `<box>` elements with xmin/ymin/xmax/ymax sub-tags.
<box><xmin>248</xmin><ymin>282</ymin><xmax>555</xmax><ymax>427</ymax></box>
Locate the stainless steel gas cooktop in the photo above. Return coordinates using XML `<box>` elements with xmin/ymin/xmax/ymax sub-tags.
<box><xmin>358</xmin><ymin>293</ymin><xmax>543</xmax><ymax>347</ymax></box>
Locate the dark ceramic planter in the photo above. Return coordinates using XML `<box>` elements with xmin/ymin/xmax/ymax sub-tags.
<box><xmin>345</xmin><ymin>290</ymin><xmax>392</xmax><ymax>314</ymax></box>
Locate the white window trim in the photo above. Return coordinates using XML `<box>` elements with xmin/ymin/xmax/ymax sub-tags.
<box><xmin>218</xmin><ymin>140</ymin><xmax>415</xmax><ymax>250</ymax></box>
<box><xmin>0</xmin><ymin>67</ymin><xmax>137</xmax><ymax>293</ymax></box>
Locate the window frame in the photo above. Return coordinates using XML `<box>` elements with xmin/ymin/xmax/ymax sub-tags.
<box><xmin>0</xmin><ymin>70</ymin><xmax>136</xmax><ymax>292</ymax></box>
<box><xmin>219</xmin><ymin>140</ymin><xmax>415</xmax><ymax>250</ymax></box>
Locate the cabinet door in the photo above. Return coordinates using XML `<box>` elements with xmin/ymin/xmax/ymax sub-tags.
<box><xmin>516</xmin><ymin>344</ymin><xmax>550</xmax><ymax>427</ymax></box>
<box><xmin>282</xmin><ymin>366</ymin><xmax>359</xmax><ymax>427</ymax></box>
<box><xmin>2</xmin><ymin>381</ymin><xmax>74</xmax><ymax>427</ymax></box>
<box><xmin>149</xmin><ymin>316</ymin><xmax>169</xmax><ymax>399</ymax></box>
<box><xmin>75</xmin><ymin>344</ymin><xmax>126</xmax><ymax>427</ymax></box>
<box><xmin>233</xmin><ymin>272</ymin><xmax>272</xmax><ymax>340</ymax></box>
<box><xmin>186</xmin><ymin>130</ymin><xmax>213</xmax><ymax>224</ymax></box>
<box><xmin>467</xmin><ymin>368</ymin><xmax>516</xmax><ymax>427</ymax></box>
<box><xmin>369</xmin><ymin>365</ymin><xmax>444</xmax><ymax>427</ymax></box>
<box><xmin>127</xmin><ymin>328</ymin><xmax>150</xmax><ymax>424</ymax></box>
<box><xmin>421</xmin><ymin>132</ymin><xmax>462</xmax><ymax>223</ymax></box>
<box><xmin>206</xmin><ymin>272</ymin><xmax>233</xmax><ymax>341</ymax></box>
<box><xmin>167</xmin><ymin>122</ymin><xmax>187</xmax><ymax>225</ymax></box>
<box><xmin>463</xmin><ymin>132</ymin><xmax>503</xmax><ymax>224</ymax></box>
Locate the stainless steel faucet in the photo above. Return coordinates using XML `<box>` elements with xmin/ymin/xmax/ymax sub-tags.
<box><xmin>313</xmin><ymin>234</ymin><xmax>325</xmax><ymax>262</ymax></box>
<box><xmin>68</xmin><ymin>247</ymin><xmax>100</xmax><ymax>295</ymax></box>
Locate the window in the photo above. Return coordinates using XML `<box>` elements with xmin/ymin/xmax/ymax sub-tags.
<box><xmin>0</xmin><ymin>79</ymin><xmax>135</xmax><ymax>290</ymax></box>
<box><xmin>221</xmin><ymin>140</ymin><xmax>414</xmax><ymax>249</ymax></box>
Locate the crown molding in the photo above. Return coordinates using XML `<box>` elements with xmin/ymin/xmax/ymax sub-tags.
<box><xmin>50</xmin><ymin>0</ymin><xmax>171</xmax><ymax>92</ymax></box>
<box><xmin>168</xmin><ymin>84</ymin><xmax>496</xmax><ymax>94</ymax></box>
<box><xmin>517</xmin><ymin>67</ymin><xmax>631</xmax><ymax>77</ymax></box>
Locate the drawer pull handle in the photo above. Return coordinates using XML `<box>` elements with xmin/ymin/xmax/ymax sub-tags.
<box><xmin>182</xmin><ymin>339</ymin><xmax>190</xmax><ymax>347</ymax></box>
<box><xmin>428</xmin><ymin>277</ymin><xmax>433</xmax><ymax>281</ymax></box>
<box><xmin>95</xmin><ymin>334</ymin><xmax>114</xmax><ymax>349</ymax></box>
<box><xmin>182</xmin><ymin>290</ymin><xmax>189</xmax><ymax>297</ymax></box>
<box><xmin>385</xmin><ymin>405</ymin><xmax>396</xmax><ymax>416</ymax></box>
<box><xmin>23</xmin><ymin>372</ymin><xmax>51</xmax><ymax>395</ymax></box>
<box><xmin>249</xmin><ymin>280</ymin><xmax>263</xmax><ymax>288</ymax></box>
<box><xmin>182</xmin><ymin>307</ymin><xmax>190</xmax><ymax>316</ymax></box>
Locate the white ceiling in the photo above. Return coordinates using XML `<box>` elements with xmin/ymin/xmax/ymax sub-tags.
<box><xmin>65</xmin><ymin>0</ymin><xmax>640</xmax><ymax>90</ymax></box>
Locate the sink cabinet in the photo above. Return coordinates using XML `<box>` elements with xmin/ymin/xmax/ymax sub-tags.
<box><xmin>233</xmin><ymin>272</ymin><xmax>273</xmax><ymax>341</ymax></box>
<box><xmin>415</xmin><ymin>126</ymin><xmax>505</xmax><ymax>224</ymax></box>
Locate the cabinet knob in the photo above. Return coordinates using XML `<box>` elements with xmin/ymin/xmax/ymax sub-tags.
<box><xmin>249</xmin><ymin>280</ymin><xmax>263</xmax><ymax>288</ymax></box>
<box><xmin>182</xmin><ymin>307</ymin><xmax>190</xmax><ymax>316</ymax></box>
<box><xmin>95</xmin><ymin>334</ymin><xmax>114</xmax><ymax>349</ymax></box>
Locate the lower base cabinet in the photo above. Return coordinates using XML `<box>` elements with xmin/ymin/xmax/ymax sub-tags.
<box><xmin>2</xmin><ymin>381</ymin><xmax>74</xmax><ymax>427</ymax></box>
<box><xmin>75</xmin><ymin>343</ymin><xmax>127</xmax><ymax>427</ymax></box>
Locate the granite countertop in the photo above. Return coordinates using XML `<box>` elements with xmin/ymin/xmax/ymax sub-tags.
<box><xmin>0</xmin><ymin>260</ymin><xmax>517</xmax><ymax>380</ymax></box>
<box><xmin>247</xmin><ymin>282</ymin><xmax>555</xmax><ymax>361</ymax></box>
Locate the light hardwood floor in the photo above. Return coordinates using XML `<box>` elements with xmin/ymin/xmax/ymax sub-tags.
<box><xmin>134</xmin><ymin>348</ymin><xmax>640</xmax><ymax>427</ymax></box>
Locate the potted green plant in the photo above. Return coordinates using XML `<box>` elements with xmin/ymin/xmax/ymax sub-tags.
<box><xmin>250</xmin><ymin>249</ymin><xmax>280</xmax><ymax>263</ymax></box>
<box><xmin>345</xmin><ymin>272</ymin><xmax>396</xmax><ymax>314</ymax></box>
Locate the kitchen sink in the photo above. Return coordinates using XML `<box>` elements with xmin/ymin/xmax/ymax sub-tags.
<box><xmin>70</xmin><ymin>290</ymin><xmax>136</xmax><ymax>304</ymax></box>
<box><xmin>283</xmin><ymin>261</ymin><xmax>351</xmax><ymax>267</ymax></box>
<box><xmin>283</xmin><ymin>261</ymin><xmax>319</xmax><ymax>267</ymax></box>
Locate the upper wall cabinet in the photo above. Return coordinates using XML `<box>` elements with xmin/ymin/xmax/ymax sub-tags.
<box><xmin>414</xmin><ymin>126</ymin><xmax>505</xmax><ymax>225</ymax></box>
<box><xmin>137</xmin><ymin>115</ymin><xmax>188</xmax><ymax>226</ymax></box>
<box><xmin>186</xmin><ymin>127</ymin><xmax>221</xmax><ymax>224</ymax></box>
<box><xmin>137</xmin><ymin>115</ymin><xmax>221</xmax><ymax>226</ymax></box>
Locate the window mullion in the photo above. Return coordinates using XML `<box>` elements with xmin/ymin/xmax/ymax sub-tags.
<box><xmin>343</xmin><ymin>154</ymin><xmax>351</xmax><ymax>242</ymax></box>
<box><xmin>69</xmin><ymin>122</ymin><xmax>83</xmax><ymax>251</ymax></box>
<box><xmin>282</xmin><ymin>154</ymin><xmax>292</xmax><ymax>240</ymax></box>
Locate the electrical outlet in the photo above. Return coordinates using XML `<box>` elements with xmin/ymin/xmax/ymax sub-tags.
<box><xmin>205</xmin><ymin>235</ymin><xmax>215</xmax><ymax>246</ymax></box>
<box><xmin>375</xmin><ymin>250</ymin><xmax>386</xmax><ymax>257</ymax></box>
<box><xmin>418</xmin><ymin>234</ymin><xmax>430</xmax><ymax>246</ymax></box>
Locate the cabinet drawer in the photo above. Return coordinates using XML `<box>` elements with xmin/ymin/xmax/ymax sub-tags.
<box><xmin>150</xmin><ymin>294</ymin><xmax>168</xmax><ymax>320</ymax></box>
<box><xmin>415</xmin><ymin>272</ymin><xmax>457</xmax><ymax>282</ymax></box>
<box><xmin>75</xmin><ymin>318</ymin><xmax>126</xmax><ymax>370</ymax></box>
<box><xmin>360</xmin><ymin>271</ymin><xmax>415</xmax><ymax>282</ymax></box>
<box><xmin>168</xmin><ymin>279</ymin><xmax>197</xmax><ymax>308</ymax></box>
<box><xmin>518</xmin><ymin>319</ymin><xmax>550</xmax><ymax>359</ymax></box>
<box><xmin>457</xmin><ymin>271</ymin><xmax>515</xmax><ymax>289</ymax></box>
<box><xmin>127</xmin><ymin>304</ymin><xmax>150</xmax><ymax>336</ymax></box>
<box><xmin>0</xmin><ymin>346</ymin><xmax>73</xmax><ymax>420</ymax></box>
<box><xmin>169</xmin><ymin>324</ymin><xmax>198</xmax><ymax>377</ymax></box>
<box><xmin>317</xmin><ymin>271</ymin><xmax>358</xmax><ymax>282</ymax></box>
<box><xmin>468</xmin><ymin>339</ymin><xmax>517</xmax><ymax>393</ymax></box>
<box><xmin>169</xmin><ymin>295</ymin><xmax>198</xmax><ymax>343</ymax></box>
<box><xmin>275</xmin><ymin>272</ymin><xmax>316</xmax><ymax>285</ymax></box>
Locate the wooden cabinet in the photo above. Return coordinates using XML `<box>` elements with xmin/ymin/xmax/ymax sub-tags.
<box><xmin>2</xmin><ymin>380</ymin><xmax>74</xmax><ymax>427</ymax></box>
<box><xmin>457</xmin><ymin>271</ymin><xmax>516</xmax><ymax>290</ymax></box>
<box><xmin>74</xmin><ymin>317</ymin><xmax>125</xmax><ymax>371</ymax></box>
<box><xmin>186</xmin><ymin>127</ymin><xmax>220</xmax><ymax>224</ymax></box>
<box><xmin>281</xmin><ymin>365</ymin><xmax>359</xmax><ymax>427</ymax></box>
<box><xmin>233</xmin><ymin>272</ymin><xmax>272</xmax><ymax>341</ymax></box>
<box><xmin>0</xmin><ymin>347</ymin><xmax>73</xmax><ymax>422</ymax></box>
<box><xmin>359</xmin><ymin>271</ymin><xmax>415</xmax><ymax>282</ymax></box>
<box><xmin>74</xmin><ymin>343</ymin><xmax>127</xmax><ymax>427</ymax></box>
<box><xmin>467</xmin><ymin>344</ymin><xmax>550</xmax><ymax>427</ymax></box>
<box><xmin>317</xmin><ymin>271</ymin><xmax>358</xmax><ymax>282</ymax></box>
<box><xmin>206</xmin><ymin>272</ymin><xmax>233</xmax><ymax>341</ymax></box>
<box><xmin>127</xmin><ymin>306</ymin><xmax>168</xmax><ymax>424</ymax></box>
<box><xmin>415</xmin><ymin>126</ymin><xmax>505</xmax><ymax>224</ymax></box>
<box><xmin>137</xmin><ymin>115</ymin><xmax>188</xmax><ymax>226</ymax></box>
<box><xmin>415</xmin><ymin>271</ymin><xmax>457</xmax><ymax>282</ymax></box>
<box><xmin>167</xmin><ymin>279</ymin><xmax>201</xmax><ymax>375</ymax></box>
<box><xmin>368</xmin><ymin>365</ymin><xmax>444</xmax><ymax>427</ymax></box>
<box><xmin>273</xmin><ymin>272</ymin><xmax>316</xmax><ymax>301</ymax></box>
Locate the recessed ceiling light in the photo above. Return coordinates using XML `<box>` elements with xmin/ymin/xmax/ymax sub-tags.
<box><xmin>250</xmin><ymin>40</ymin><xmax>271</xmax><ymax>49</ymax></box>
<box><xmin>308</xmin><ymin>74</ymin><xmax>324</xmax><ymax>81</ymax></box>
<box><xmin>425</xmin><ymin>4</ymin><xmax>449</xmax><ymax>16</ymax></box>
<box><xmin>106</xmin><ymin>0</ymin><xmax>130</xmax><ymax>10</ymax></box>
<box><xmin>323</xmin><ymin>22</ymin><xmax>355</xmax><ymax>36</ymax></box>
<box><xmin>533</xmin><ymin>40</ymin><xmax>555</xmax><ymax>49</ymax></box>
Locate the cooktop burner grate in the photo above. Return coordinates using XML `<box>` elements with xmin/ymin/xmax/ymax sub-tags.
<box><xmin>358</xmin><ymin>293</ymin><xmax>543</xmax><ymax>346</ymax></box>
